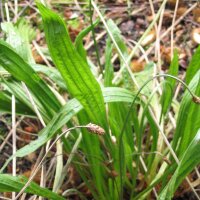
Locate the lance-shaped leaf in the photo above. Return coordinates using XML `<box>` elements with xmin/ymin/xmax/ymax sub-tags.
<box><xmin>37</xmin><ymin>3</ymin><xmax>107</xmax><ymax>127</ymax></box>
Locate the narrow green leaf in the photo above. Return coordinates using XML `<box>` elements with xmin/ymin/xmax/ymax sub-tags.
<box><xmin>103</xmin><ymin>87</ymin><xmax>135</xmax><ymax>102</ymax></box>
<box><xmin>161</xmin><ymin>50</ymin><xmax>179</xmax><ymax>115</ymax></box>
<box><xmin>185</xmin><ymin>45</ymin><xmax>200</xmax><ymax>84</ymax></box>
<box><xmin>0</xmin><ymin>174</ymin><xmax>65</xmax><ymax>200</ymax></box>
<box><xmin>104</xmin><ymin>38</ymin><xmax>114</xmax><ymax>87</ymax></box>
<box><xmin>159</xmin><ymin>129</ymin><xmax>200</xmax><ymax>199</ymax></box>
<box><xmin>107</xmin><ymin>19</ymin><xmax>132</xmax><ymax>90</ymax></box>
<box><xmin>32</xmin><ymin>64</ymin><xmax>66</xmax><ymax>90</ymax></box>
<box><xmin>107</xmin><ymin>19</ymin><xmax>128</xmax><ymax>59</ymax></box>
<box><xmin>0</xmin><ymin>40</ymin><xmax>61</xmax><ymax>117</ymax></box>
<box><xmin>0</xmin><ymin>91</ymin><xmax>34</xmax><ymax>116</ymax></box>
<box><xmin>1</xmin><ymin>21</ymin><xmax>35</xmax><ymax>63</ymax></box>
<box><xmin>173</xmin><ymin>70</ymin><xmax>200</xmax><ymax>156</ymax></box>
<box><xmin>1</xmin><ymin>98</ymin><xmax>81</xmax><ymax>171</ymax></box>
<box><xmin>0</xmin><ymin>87</ymin><xmax>135</xmax><ymax>172</ymax></box>
<box><xmin>2</xmin><ymin>80</ymin><xmax>49</xmax><ymax>121</ymax></box>
<box><xmin>75</xmin><ymin>19</ymin><xmax>99</xmax><ymax>62</ymax></box>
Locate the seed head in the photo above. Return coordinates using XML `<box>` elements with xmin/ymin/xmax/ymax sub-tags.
<box><xmin>86</xmin><ymin>123</ymin><xmax>105</xmax><ymax>135</ymax></box>
<box><xmin>193</xmin><ymin>96</ymin><xmax>200</xmax><ymax>104</ymax></box>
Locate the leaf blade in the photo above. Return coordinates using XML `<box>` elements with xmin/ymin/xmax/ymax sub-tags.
<box><xmin>161</xmin><ymin>50</ymin><xmax>179</xmax><ymax>115</ymax></box>
<box><xmin>186</xmin><ymin>45</ymin><xmax>200</xmax><ymax>84</ymax></box>
<box><xmin>0</xmin><ymin>40</ymin><xmax>61</xmax><ymax>117</ymax></box>
<box><xmin>0</xmin><ymin>174</ymin><xmax>65</xmax><ymax>200</ymax></box>
<box><xmin>37</xmin><ymin>3</ymin><xmax>107</xmax><ymax>127</ymax></box>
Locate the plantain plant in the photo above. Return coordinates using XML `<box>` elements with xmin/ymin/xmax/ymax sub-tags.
<box><xmin>0</xmin><ymin>1</ymin><xmax>200</xmax><ymax>200</ymax></box>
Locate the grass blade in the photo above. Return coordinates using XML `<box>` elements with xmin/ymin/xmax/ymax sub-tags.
<box><xmin>32</xmin><ymin>64</ymin><xmax>66</xmax><ymax>90</ymax></box>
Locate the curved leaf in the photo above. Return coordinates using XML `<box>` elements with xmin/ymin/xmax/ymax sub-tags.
<box><xmin>0</xmin><ymin>40</ymin><xmax>61</xmax><ymax>117</ymax></box>
<box><xmin>1</xmin><ymin>80</ymin><xmax>50</xmax><ymax>121</ymax></box>
<box><xmin>32</xmin><ymin>64</ymin><xmax>66</xmax><ymax>90</ymax></box>
<box><xmin>0</xmin><ymin>90</ymin><xmax>34</xmax><ymax>116</ymax></box>
<box><xmin>0</xmin><ymin>174</ymin><xmax>65</xmax><ymax>200</ymax></box>
<box><xmin>186</xmin><ymin>45</ymin><xmax>200</xmax><ymax>84</ymax></box>
<box><xmin>75</xmin><ymin>19</ymin><xmax>99</xmax><ymax>61</ymax></box>
<box><xmin>0</xmin><ymin>87</ymin><xmax>135</xmax><ymax>172</ymax></box>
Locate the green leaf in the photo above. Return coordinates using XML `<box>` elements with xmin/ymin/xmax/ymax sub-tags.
<box><xmin>107</xmin><ymin>19</ymin><xmax>132</xmax><ymax>90</ymax></box>
<box><xmin>37</xmin><ymin>3</ymin><xmax>107</xmax><ymax>127</ymax></box>
<box><xmin>1</xmin><ymin>21</ymin><xmax>35</xmax><ymax>63</ymax></box>
<box><xmin>32</xmin><ymin>64</ymin><xmax>66</xmax><ymax>90</ymax></box>
<box><xmin>0</xmin><ymin>40</ymin><xmax>61</xmax><ymax>117</ymax></box>
<box><xmin>1</xmin><ymin>99</ymin><xmax>81</xmax><ymax>171</ymax></box>
<box><xmin>185</xmin><ymin>45</ymin><xmax>200</xmax><ymax>84</ymax></box>
<box><xmin>0</xmin><ymin>174</ymin><xmax>65</xmax><ymax>200</ymax></box>
<box><xmin>104</xmin><ymin>38</ymin><xmax>114</xmax><ymax>87</ymax></box>
<box><xmin>0</xmin><ymin>87</ymin><xmax>135</xmax><ymax>172</ymax></box>
<box><xmin>107</xmin><ymin>19</ymin><xmax>128</xmax><ymax>59</ymax></box>
<box><xmin>103</xmin><ymin>87</ymin><xmax>135</xmax><ymax>102</ymax></box>
<box><xmin>161</xmin><ymin>50</ymin><xmax>179</xmax><ymax>115</ymax></box>
<box><xmin>159</xmin><ymin>129</ymin><xmax>200</xmax><ymax>199</ymax></box>
<box><xmin>75</xmin><ymin>19</ymin><xmax>99</xmax><ymax>62</ymax></box>
<box><xmin>0</xmin><ymin>90</ymin><xmax>34</xmax><ymax>116</ymax></box>
<box><xmin>173</xmin><ymin>70</ymin><xmax>200</xmax><ymax>156</ymax></box>
<box><xmin>1</xmin><ymin>79</ymin><xmax>50</xmax><ymax>122</ymax></box>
